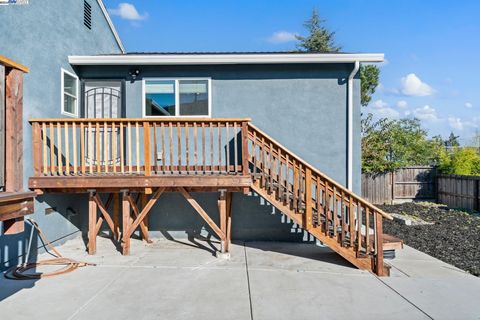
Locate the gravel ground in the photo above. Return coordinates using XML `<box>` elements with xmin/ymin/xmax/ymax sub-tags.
<box><xmin>379</xmin><ymin>202</ymin><xmax>480</xmax><ymax>276</ymax></box>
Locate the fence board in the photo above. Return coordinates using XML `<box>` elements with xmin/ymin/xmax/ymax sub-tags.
<box><xmin>362</xmin><ymin>166</ymin><xmax>436</xmax><ymax>204</ymax></box>
<box><xmin>438</xmin><ymin>174</ymin><xmax>480</xmax><ymax>211</ymax></box>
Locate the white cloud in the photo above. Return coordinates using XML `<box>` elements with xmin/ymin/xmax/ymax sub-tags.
<box><xmin>109</xmin><ymin>3</ymin><xmax>147</xmax><ymax>21</ymax></box>
<box><xmin>413</xmin><ymin>105</ymin><xmax>439</xmax><ymax>121</ymax></box>
<box><xmin>448</xmin><ymin>117</ymin><xmax>464</xmax><ymax>131</ymax></box>
<box><xmin>400</xmin><ymin>73</ymin><xmax>434</xmax><ymax>96</ymax></box>
<box><xmin>267</xmin><ymin>31</ymin><xmax>298</xmax><ymax>44</ymax></box>
<box><xmin>377</xmin><ymin>107</ymin><xmax>400</xmax><ymax>119</ymax></box>
<box><xmin>465</xmin><ymin>102</ymin><xmax>473</xmax><ymax>108</ymax></box>
<box><xmin>373</xmin><ymin>99</ymin><xmax>388</xmax><ymax>109</ymax></box>
<box><xmin>396</xmin><ymin>100</ymin><xmax>408</xmax><ymax>108</ymax></box>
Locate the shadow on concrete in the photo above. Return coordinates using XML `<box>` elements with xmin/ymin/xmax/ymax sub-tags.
<box><xmin>0</xmin><ymin>221</ymin><xmax>39</xmax><ymax>301</ymax></box>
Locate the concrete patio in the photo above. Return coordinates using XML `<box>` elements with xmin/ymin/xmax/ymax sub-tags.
<box><xmin>1</xmin><ymin>236</ymin><xmax>479</xmax><ymax>320</ymax></box>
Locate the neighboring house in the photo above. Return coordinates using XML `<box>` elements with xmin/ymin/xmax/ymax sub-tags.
<box><xmin>1</xmin><ymin>2</ymin><xmax>390</xmax><ymax>275</ymax></box>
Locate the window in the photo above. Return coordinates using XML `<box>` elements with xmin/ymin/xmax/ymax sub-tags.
<box><xmin>143</xmin><ymin>78</ymin><xmax>211</xmax><ymax>117</ymax></box>
<box><xmin>61</xmin><ymin>69</ymin><xmax>79</xmax><ymax>117</ymax></box>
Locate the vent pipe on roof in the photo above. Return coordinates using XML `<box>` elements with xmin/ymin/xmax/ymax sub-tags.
<box><xmin>347</xmin><ymin>60</ymin><xmax>360</xmax><ymax>191</ymax></box>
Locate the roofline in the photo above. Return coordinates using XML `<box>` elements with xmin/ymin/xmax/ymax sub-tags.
<box><xmin>96</xmin><ymin>0</ymin><xmax>126</xmax><ymax>53</ymax></box>
<box><xmin>68</xmin><ymin>53</ymin><xmax>384</xmax><ymax>66</ymax></box>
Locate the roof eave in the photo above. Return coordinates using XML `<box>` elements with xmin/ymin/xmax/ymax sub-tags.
<box><xmin>68</xmin><ymin>53</ymin><xmax>385</xmax><ymax>65</ymax></box>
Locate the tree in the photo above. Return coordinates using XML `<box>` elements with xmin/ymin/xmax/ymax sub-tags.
<box><xmin>296</xmin><ymin>8</ymin><xmax>380</xmax><ymax>107</ymax></box>
<box><xmin>445</xmin><ymin>132</ymin><xmax>460</xmax><ymax>148</ymax></box>
<box><xmin>296</xmin><ymin>8</ymin><xmax>341</xmax><ymax>53</ymax></box>
<box><xmin>362</xmin><ymin>115</ymin><xmax>441</xmax><ymax>173</ymax></box>
<box><xmin>438</xmin><ymin>147</ymin><xmax>480</xmax><ymax>176</ymax></box>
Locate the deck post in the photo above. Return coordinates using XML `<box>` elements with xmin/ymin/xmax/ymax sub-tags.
<box><xmin>225</xmin><ymin>191</ymin><xmax>233</xmax><ymax>252</ymax></box>
<box><xmin>88</xmin><ymin>190</ymin><xmax>97</xmax><ymax>254</ymax></box>
<box><xmin>121</xmin><ymin>189</ymin><xmax>131</xmax><ymax>255</ymax></box>
<box><xmin>374</xmin><ymin>211</ymin><xmax>386</xmax><ymax>276</ymax></box>
<box><xmin>218</xmin><ymin>189</ymin><xmax>227</xmax><ymax>253</ymax></box>
<box><xmin>113</xmin><ymin>193</ymin><xmax>120</xmax><ymax>240</ymax></box>
<box><xmin>241</xmin><ymin>121</ymin><xmax>250</xmax><ymax>194</ymax></box>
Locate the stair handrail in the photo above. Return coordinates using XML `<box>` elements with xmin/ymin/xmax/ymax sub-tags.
<box><xmin>246</xmin><ymin>122</ymin><xmax>392</xmax><ymax>220</ymax></box>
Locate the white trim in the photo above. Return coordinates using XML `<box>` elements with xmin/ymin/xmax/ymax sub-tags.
<box><xmin>142</xmin><ymin>77</ymin><xmax>212</xmax><ymax>118</ymax></box>
<box><xmin>69</xmin><ymin>53</ymin><xmax>384</xmax><ymax>66</ymax></box>
<box><xmin>61</xmin><ymin>68</ymin><xmax>80</xmax><ymax>118</ymax></box>
<box><xmin>96</xmin><ymin>0</ymin><xmax>126</xmax><ymax>53</ymax></box>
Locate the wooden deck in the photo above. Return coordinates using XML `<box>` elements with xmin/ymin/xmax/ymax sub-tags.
<box><xmin>29</xmin><ymin>118</ymin><xmax>396</xmax><ymax>276</ymax></box>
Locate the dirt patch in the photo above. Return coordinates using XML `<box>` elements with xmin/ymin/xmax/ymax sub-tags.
<box><xmin>379</xmin><ymin>202</ymin><xmax>480</xmax><ymax>276</ymax></box>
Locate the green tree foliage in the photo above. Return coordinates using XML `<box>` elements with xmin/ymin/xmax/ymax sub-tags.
<box><xmin>437</xmin><ymin>147</ymin><xmax>480</xmax><ymax>176</ymax></box>
<box><xmin>295</xmin><ymin>8</ymin><xmax>341</xmax><ymax>53</ymax></box>
<box><xmin>296</xmin><ymin>8</ymin><xmax>380</xmax><ymax>107</ymax></box>
<box><xmin>445</xmin><ymin>132</ymin><xmax>460</xmax><ymax>147</ymax></box>
<box><xmin>360</xmin><ymin>64</ymin><xmax>380</xmax><ymax>106</ymax></box>
<box><xmin>361</xmin><ymin>115</ymin><xmax>442</xmax><ymax>173</ymax></box>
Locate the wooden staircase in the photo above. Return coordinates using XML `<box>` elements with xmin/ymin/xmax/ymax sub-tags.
<box><xmin>245</xmin><ymin>123</ymin><xmax>394</xmax><ymax>276</ymax></box>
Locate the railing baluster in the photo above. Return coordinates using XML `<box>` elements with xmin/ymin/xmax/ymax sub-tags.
<box><xmin>88</xmin><ymin>122</ymin><xmax>93</xmax><ymax>174</ymax></box>
<box><xmin>324</xmin><ymin>180</ymin><xmax>329</xmax><ymax>236</ymax></box>
<box><xmin>366</xmin><ymin>207</ymin><xmax>371</xmax><ymax>253</ymax></box>
<box><xmin>65</xmin><ymin>122</ymin><xmax>70</xmax><ymax>175</ymax></box>
<box><xmin>234</xmin><ymin>122</ymin><xmax>238</xmax><ymax>174</ymax></box>
<box><xmin>50</xmin><ymin>122</ymin><xmax>55</xmax><ymax>175</ymax></box>
<box><xmin>128</xmin><ymin>121</ymin><xmax>132</xmax><ymax>174</ymax></box>
<box><xmin>218</xmin><ymin>124</ymin><xmax>221</xmax><ymax>173</ymax></box>
<box><xmin>293</xmin><ymin>159</ymin><xmax>298</xmax><ymax>212</ymax></box>
<box><xmin>202</xmin><ymin>122</ymin><xmax>206</xmax><ymax>173</ymax></box>
<box><xmin>305</xmin><ymin>168</ymin><xmax>312</xmax><ymax>230</ymax></box>
<box><xmin>95</xmin><ymin>122</ymin><xmax>101</xmax><ymax>174</ymax></box>
<box><xmin>316</xmin><ymin>176</ymin><xmax>321</xmax><ymax>227</ymax></box>
<box><xmin>210</xmin><ymin>122</ymin><xmax>214</xmax><ymax>173</ymax></box>
<box><xmin>194</xmin><ymin>122</ymin><xmax>198</xmax><ymax>174</ymax></box>
<box><xmin>144</xmin><ymin>121</ymin><xmax>151</xmax><ymax>176</ymax></box>
<box><xmin>120</xmin><ymin>122</ymin><xmax>124</xmax><ymax>174</ymax></box>
<box><xmin>169</xmin><ymin>123</ymin><xmax>173</xmax><ymax>174</ymax></box>
<box><xmin>177</xmin><ymin>122</ymin><xmax>181</xmax><ymax>173</ymax></box>
<box><xmin>185</xmin><ymin>123</ymin><xmax>189</xmax><ymax>173</ymax></box>
<box><xmin>57</xmin><ymin>122</ymin><xmax>62</xmax><ymax>175</ymax></box>
<box><xmin>225</xmin><ymin>122</ymin><xmax>229</xmax><ymax>174</ymax></box>
<box><xmin>42</xmin><ymin>123</ymin><xmax>47</xmax><ymax>175</ymax></box>
<box><xmin>104</xmin><ymin>121</ymin><xmax>108</xmax><ymax>174</ymax></box>
<box><xmin>341</xmin><ymin>191</ymin><xmax>346</xmax><ymax>246</ymax></box>
<box><xmin>278</xmin><ymin>147</ymin><xmax>283</xmax><ymax>200</ymax></box>
<box><xmin>136</xmin><ymin>122</ymin><xmax>140</xmax><ymax>174</ymax></box>
<box><xmin>285</xmin><ymin>153</ymin><xmax>289</xmax><ymax>206</ymax></box>
<box><xmin>349</xmin><ymin>196</ymin><xmax>355</xmax><ymax>247</ymax></box>
<box><xmin>112</xmin><ymin>122</ymin><xmax>117</xmax><ymax>174</ymax></box>
<box><xmin>357</xmin><ymin>204</ymin><xmax>363</xmax><ymax>254</ymax></box>
<box><xmin>80</xmin><ymin>122</ymin><xmax>85</xmax><ymax>175</ymax></box>
<box><xmin>72</xmin><ymin>122</ymin><xmax>77</xmax><ymax>175</ymax></box>
<box><xmin>161</xmin><ymin>122</ymin><xmax>165</xmax><ymax>174</ymax></box>
<box><xmin>153</xmin><ymin>123</ymin><xmax>158</xmax><ymax>174</ymax></box>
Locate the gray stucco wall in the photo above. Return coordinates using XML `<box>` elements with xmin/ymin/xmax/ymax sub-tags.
<box><xmin>75</xmin><ymin>63</ymin><xmax>362</xmax><ymax>241</ymax></box>
<box><xmin>0</xmin><ymin>0</ymin><xmax>123</xmax><ymax>270</ymax></box>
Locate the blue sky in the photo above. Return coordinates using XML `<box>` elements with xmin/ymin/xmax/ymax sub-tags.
<box><xmin>104</xmin><ymin>0</ymin><xmax>480</xmax><ymax>144</ymax></box>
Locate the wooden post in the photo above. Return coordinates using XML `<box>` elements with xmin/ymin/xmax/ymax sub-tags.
<box><xmin>122</xmin><ymin>190</ymin><xmax>131</xmax><ymax>255</ymax></box>
<box><xmin>32</xmin><ymin>122</ymin><xmax>42</xmax><ymax>177</ymax></box>
<box><xmin>143</xmin><ymin>122</ymin><xmax>152</xmax><ymax>194</ymax></box>
<box><xmin>304</xmin><ymin>168</ymin><xmax>313</xmax><ymax>230</ymax></box>
<box><xmin>225</xmin><ymin>191</ymin><xmax>233</xmax><ymax>252</ymax></box>
<box><xmin>5</xmin><ymin>69</ymin><xmax>23</xmax><ymax>192</ymax></box>
<box><xmin>140</xmin><ymin>192</ymin><xmax>149</xmax><ymax>242</ymax></box>
<box><xmin>241</xmin><ymin>121</ymin><xmax>250</xmax><ymax>193</ymax></box>
<box><xmin>112</xmin><ymin>193</ymin><xmax>120</xmax><ymax>240</ymax></box>
<box><xmin>88</xmin><ymin>190</ymin><xmax>97</xmax><ymax>254</ymax></box>
<box><xmin>391</xmin><ymin>171</ymin><xmax>395</xmax><ymax>205</ymax></box>
<box><xmin>375</xmin><ymin>212</ymin><xmax>385</xmax><ymax>276</ymax></box>
<box><xmin>218</xmin><ymin>189</ymin><xmax>227</xmax><ymax>253</ymax></box>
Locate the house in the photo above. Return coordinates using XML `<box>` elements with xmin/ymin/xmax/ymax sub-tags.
<box><xmin>1</xmin><ymin>1</ymin><xmax>392</xmax><ymax>275</ymax></box>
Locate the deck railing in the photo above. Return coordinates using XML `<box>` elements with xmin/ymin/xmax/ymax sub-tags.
<box><xmin>31</xmin><ymin>118</ymin><xmax>250</xmax><ymax>177</ymax></box>
<box><xmin>245</xmin><ymin>123</ymin><xmax>393</xmax><ymax>275</ymax></box>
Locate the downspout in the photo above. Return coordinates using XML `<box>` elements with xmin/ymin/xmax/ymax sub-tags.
<box><xmin>347</xmin><ymin>61</ymin><xmax>360</xmax><ymax>191</ymax></box>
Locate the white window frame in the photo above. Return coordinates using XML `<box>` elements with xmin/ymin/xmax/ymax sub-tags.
<box><xmin>142</xmin><ymin>77</ymin><xmax>212</xmax><ymax>118</ymax></box>
<box><xmin>61</xmin><ymin>68</ymin><xmax>80</xmax><ymax>117</ymax></box>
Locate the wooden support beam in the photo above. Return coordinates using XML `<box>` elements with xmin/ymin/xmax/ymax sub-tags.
<box><xmin>178</xmin><ymin>187</ymin><xmax>225</xmax><ymax>241</ymax></box>
<box><xmin>122</xmin><ymin>190</ymin><xmax>131</xmax><ymax>255</ymax></box>
<box><xmin>128</xmin><ymin>187</ymin><xmax>164</xmax><ymax>238</ymax></box>
<box><xmin>218</xmin><ymin>190</ymin><xmax>227</xmax><ymax>253</ymax></box>
<box><xmin>126</xmin><ymin>193</ymin><xmax>151</xmax><ymax>242</ymax></box>
<box><xmin>225</xmin><ymin>191</ymin><xmax>233</xmax><ymax>252</ymax></box>
<box><xmin>113</xmin><ymin>193</ymin><xmax>120</xmax><ymax>240</ymax></box>
<box><xmin>88</xmin><ymin>191</ymin><xmax>97</xmax><ymax>254</ymax></box>
<box><xmin>93</xmin><ymin>193</ymin><xmax>116</xmax><ymax>235</ymax></box>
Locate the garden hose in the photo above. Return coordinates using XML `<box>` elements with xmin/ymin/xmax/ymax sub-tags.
<box><xmin>4</xmin><ymin>219</ymin><xmax>95</xmax><ymax>280</ymax></box>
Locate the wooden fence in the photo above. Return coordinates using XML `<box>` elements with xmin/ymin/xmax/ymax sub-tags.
<box><xmin>361</xmin><ymin>166</ymin><xmax>436</xmax><ymax>204</ymax></box>
<box><xmin>437</xmin><ymin>174</ymin><xmax>480</xmax><ymax>211</ymax></box>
